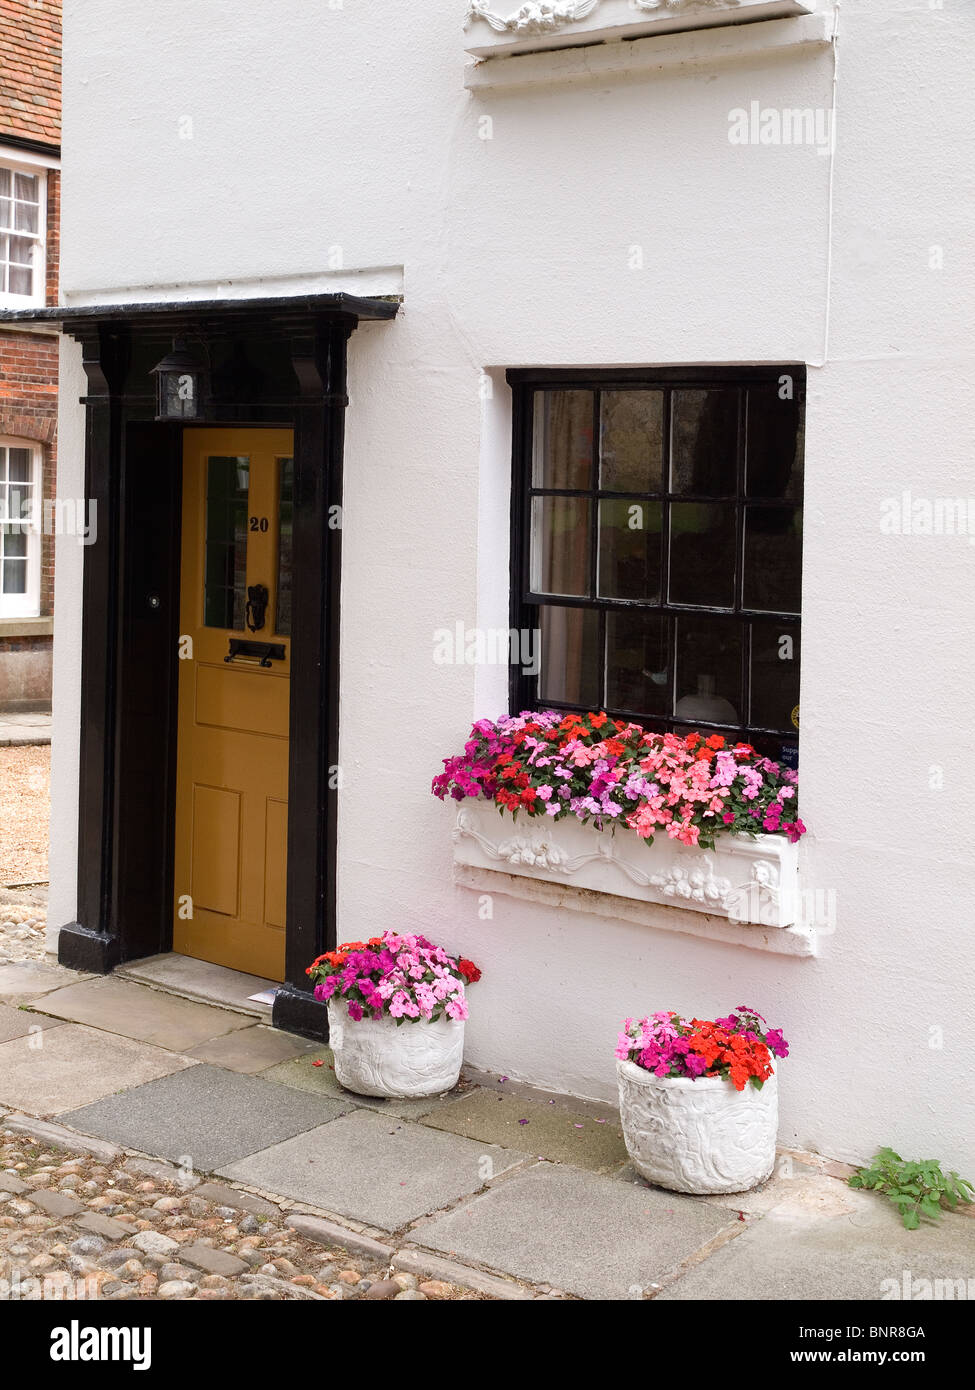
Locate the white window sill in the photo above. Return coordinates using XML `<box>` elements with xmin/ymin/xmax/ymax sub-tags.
<box><xmin>464</xmin><ymin>7</ymin><xmax>832</xmax><ymax>91</ymax></box>
<box><xmin>452</xmin><ymin>800</ymin><xmax>817</xmax><ymax>956</ymax></box>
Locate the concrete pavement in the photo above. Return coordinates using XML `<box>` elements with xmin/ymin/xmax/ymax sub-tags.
<box><xmin>2</xmin><ymin>960</ymin><xmax>974</xmax><ymax>1301</ymax></box>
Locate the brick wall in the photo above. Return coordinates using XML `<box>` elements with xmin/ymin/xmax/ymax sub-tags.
<box><xmin>0</xmin><ymin>329</ymin><xmax>58</xmax><ymax>617</ymax></box>
<box><xmin>0</xmin><ymin>0</ymin><xmax>60</xmax><ymax>705</ymax></box>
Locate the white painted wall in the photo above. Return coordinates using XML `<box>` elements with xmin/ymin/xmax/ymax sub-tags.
<box><xmin>53</xmin><ymin>1</ymin><xmax>975</xmax><ymax>1170</ymax></box>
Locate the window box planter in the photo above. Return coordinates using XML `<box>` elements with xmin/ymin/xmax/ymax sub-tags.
<box><xmin>327</xmin><ymin>1003</ymin><xmax>466</xmax><ymax>1099</ymax></box>
<box><xmin>452</xmin><ymin>799</ymin><xmax>800</xmax><ymax>928</ymax></box>
<box><xmin>616</xmin><ymin>1059</ymin><xmax>778</xmax><ymax>1193</ymax></box>
<box><xmin>463</xmin><ymin>1</ymin><xmax>817</xmax><ymax>61</ymax></box>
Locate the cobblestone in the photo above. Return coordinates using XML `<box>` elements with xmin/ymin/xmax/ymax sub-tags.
<box><xmin>0</xmin><ymin>1127</ymin><xmax>488</xmax><ymax>1300</ymax></box>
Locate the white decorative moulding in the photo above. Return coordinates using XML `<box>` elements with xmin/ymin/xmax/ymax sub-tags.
<box><xmin>453</xmin><ymin>800</ymin><xmax>799</xmax><ymax>928</ymax></box>
<box><xmin>464</xmin><ymin>1</ymin><xmax>816</xmax><ymax>59</ymax></box>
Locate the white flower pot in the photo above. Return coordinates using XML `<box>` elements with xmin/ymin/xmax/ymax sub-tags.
<box><xmin>327</xmin><ymin>1003</ymin><xmax>466</xmax><ymax>1099</ymax></box>
<box><xmin>616</xmin><ymin>1059</ymin><xmax>778</xmax><ymax>1194</ymax></box>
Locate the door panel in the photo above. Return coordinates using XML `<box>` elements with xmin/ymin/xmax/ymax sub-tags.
<box><xmin>174</xmin><ymin>427</ymin><xmax>293</xmax><ymax>981</ymax></box>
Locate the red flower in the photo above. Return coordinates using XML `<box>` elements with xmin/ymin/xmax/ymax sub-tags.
<box><xmin>457</xmin><ymin>958</ymin><xmax>482</xmax><ymax>984</ymax></box>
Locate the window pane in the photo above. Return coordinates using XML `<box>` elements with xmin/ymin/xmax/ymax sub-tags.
<box><xmin>532</xmin><ymin>390</ymin><xmax>593</xmax><ymax>490</ymax></box>
<box><xmin>7</xmin><ymin>449</ymin><xmax>30</xmax><ymax>482</ymax></box>
<box><xmin>8</xmin><ymin>265</ymin><xmax>32</xmax><ymax>296</ymax></box>
<box><xmin>674</xmin><ymin>615</ymin><xmax>742</xmax><ymax>726</ymax></box>
<box><xmin>742</xmin><ymin>506</ymin><xmax>802</xmax><ymax>613</ymax></box>
<box><xmin>671</xmin><ymin>388</ymin><xmax>739</xmax><ymax>495</ymax></box>
<box><xmin>204</xmin><ymin>457</ymin><xmax>249</xmax><ymax>630</ymax></box>
<box><xmin>8</xmin><ymin>235</ymin><xmax>33</xmax><ymax>267</ymax></box>
<box><xmin>538</xmin><ymin>605</ymin><xmax>600</xmax><ymax>708</ymax></box>
<box><xmin>13</xmin><ymin>172</ymin><xmax>37</xmax><ymax>203</ymax></box>
<box><xmin>14</xmin><ymin>199</ymin><xmax>38</xmax><ymax>234</ymax></box>
<box><xmin>668</xmin><ymin>502</ymin><xmax>736</xmax><ymax>608</ymax></box>
<box><xmin>530</xmin><ymin>495</ymin><xmax>590</xmax><ymax>597</ymax></box>
<box><xmin>597</xmin><ymin>499</ymin><xmax>661</xmax><ymax>602</ymax></box>
<box><xmin>750</xmin><ymin>622</ymin><xmax>800</xmax><ymax>733</ymax></box>
<box><xmin>2</xmin><ymin>524</ymin><xmax>27</xmax><ymax>558</ymax></box>
<box><xmin>2</xmin><ymin>557</ymin><xmax>27</xmax><ymax>594</ymax></box>
<box><xmin>599</xmin><ymin>390</ymin><xmax>663</xmax><ymax>492</ymax></box>
<box><xmin>605</xmin><ymin>610</ymin><xmax>669</xmax><ymax>716</ymax></box>
<box><xmin>746</xmin><ymin>385</ymin><xmax>803</xmax><ymax>500</ymax></box>
<box><xmin>275</xmin><ymin>457</ymin><xmax>293</xmax><ymax>636</ymax></box>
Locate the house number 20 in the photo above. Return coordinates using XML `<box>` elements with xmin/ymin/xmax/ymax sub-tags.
<box><xmin>249</xmin><ymin>516</ymin><xmax>269</xmax><ymax>532</ymax></box>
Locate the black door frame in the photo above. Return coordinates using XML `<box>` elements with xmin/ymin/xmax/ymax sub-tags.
<box><xmin>19</xmin><ymin>294</ymin><xmax>398</xmax><ymax>1040</ymax></box>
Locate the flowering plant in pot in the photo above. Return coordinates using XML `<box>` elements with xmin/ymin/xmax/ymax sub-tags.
<box><xmin>433</xmin><ymin>710</ymin><xmax>805</xmax><ymax>850</ymax></box>
<box><xmin>615</xmin><ymin>1006</ymin><xmax>789</xmax><ymax>1194</ymax></box>
<box><xmin>306</xmin><ymin>932</ymin><xmax>481</xmax><ymax>1099</ymax></box>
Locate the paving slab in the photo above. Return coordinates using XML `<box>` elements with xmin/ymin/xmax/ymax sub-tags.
<box><xmin>414</xmin><ymin>1162</ymin><xmax>734</xmax><ymax>1300</ymax></box>
<box><xmin>75</xmin><ymin>1212</ymin><xmax>131</xmax><ymax>1240</ymax></box>
<box><xmin>115</xmin><ymin>954</ymin><xmax>275</xmax><ymax>1018</ymax></box>
<box><xmin>180</xmin><ymin>1243</ymin><xmax>248</xmax><ymax>1277</ymax></box>
<box><xmin>60</xmin><ymin>1064</ymin><xmax>352</xmax><ymax>1171</ymax></box>
<box><xmin>0</xmin><ymin>960</ymin><xmax>93</xmax><ymax>1005</ymax></box>
<box><xmin>28</xmin><ymin>975</ymin><xmax>255</xmax><ymax>1052</ymax></box>
<box><xmin>263</xmin><ymin>1048</ymin><xmax>461</xmax><ymax>1120</ymax></box>
<box><xmin>656</xmin><ymin>1186</ymin><xmax>975</xmax><ymax>1300</ymax></box>
<box><xmin>185</xmin><ymin>1025</ymin><xmax>321</xmax><ymax>1073</ymax></box>
<box><xmin>0</xmin><ymin>1024</ymin><xmax>195</xmax><ymax>1117</ymax></box>
<box><xmin>190</xmin><ymin>1182</ymin><xmax>279</xmax><ymax>1217</ymax></box>
<box><xmin>424</xmin><ymin>1088</ymin><xmax>629</xmax><ymax>1174</ymax></box>
<box><xmin>222</xmin><ymin>1109</ymin><xmax>531</xmax><ymax>1232</ymax></box>
<box><xmin>28</xmin><ymin>1188</ymin><xmax>84</xmax><ymax>1217</ymax></box>
<box><xmin>0</xmin><ymin>1002</ymin><xmax>64</xmax><ymax>1044</ymax></box>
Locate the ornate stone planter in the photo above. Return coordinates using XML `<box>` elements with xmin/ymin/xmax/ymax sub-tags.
<box><xmin>453</xmin><ymin>800</ymin><xmax>800</xmax><ymax>928</ymax></box>
<box><xmin>616</xmin><ymin>1059</ymin><xmax>778</xmax><ymax>1193</ymax></box>
<box><xmin>327</xmin><ymin>1003</ymin><xmax>465</xmax><ymax>1099</ymax></box>
<box><xmin>464</xmin><ymin>1</ymin><xmax>817</xmax><ymax>60</ymax></box>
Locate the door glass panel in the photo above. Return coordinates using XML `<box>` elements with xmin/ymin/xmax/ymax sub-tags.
<box><xmin>275</xmin><ymin>457</ymin><xmax>293</xmax><ymax>635</ymax></box>
<box><xmin>204</xmin><ymin>456</ymin><xmax>249</xmax><ymax>629</ymax></box>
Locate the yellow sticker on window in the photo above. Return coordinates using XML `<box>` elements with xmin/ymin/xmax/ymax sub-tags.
<box><xmin>791</xmin><ymin>705</ymin><xmax>800</xmax><ymax>730</ymax></box>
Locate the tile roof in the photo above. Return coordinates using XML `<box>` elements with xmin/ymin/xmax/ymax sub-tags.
<box><xmin>0</xmin><ymin>0</ymin><xmax>61</xmax><ymax>149</ymax></box>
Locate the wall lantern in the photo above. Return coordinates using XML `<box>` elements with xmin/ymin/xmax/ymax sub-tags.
<box><xmin>150</xmin><ymin>337</ymin><xmax>206</xmax><ymax>420</ymax></box>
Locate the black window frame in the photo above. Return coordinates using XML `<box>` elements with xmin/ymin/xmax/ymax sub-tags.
<box><xmin>507</xmin><ymin>365</ymin><xmax>805</xmax><ymax>761</ymax></box>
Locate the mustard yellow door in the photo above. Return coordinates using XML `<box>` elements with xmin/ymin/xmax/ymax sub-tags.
<box><xmin>174</xmin><ymin>428</ymin><xmax>294</xmax><ymax>981</ymax></box>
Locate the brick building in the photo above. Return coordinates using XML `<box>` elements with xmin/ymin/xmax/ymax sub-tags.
<box><xmin>0</xmin><ymin>0</ymin><xmax>60</xmax><ymax>709</ymax></box>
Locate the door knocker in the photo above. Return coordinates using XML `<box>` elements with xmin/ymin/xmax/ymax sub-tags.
<box><xmin>246</xmin><ymin>584</ymin><xmax>269</xmax><ymax>632</ymax></box>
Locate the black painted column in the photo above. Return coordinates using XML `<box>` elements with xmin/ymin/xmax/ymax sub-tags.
<box><xmin>272</xmin><ymin>318</ymin><xmax>353</xmax><ymax>1040</ymax></box>
<box><xmin>59</xmin><ymin>324</ymin><xmax>130</xmax><ymax>973</ymax></box>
